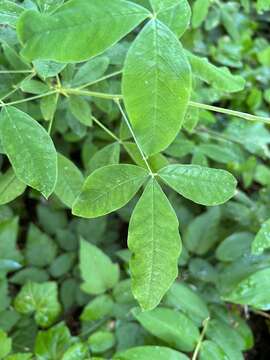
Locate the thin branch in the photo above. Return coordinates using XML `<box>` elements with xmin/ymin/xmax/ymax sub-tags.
<box><xmin>0</xmin><ymin>69</ymin><xmax>33</xmax><ymax>74</ymax></box>
<box><xmin>192</xmin><ymin>317</ymin><xmax>210</xmax><ymax>360</ymax></box>
<box><xmin>92</xmin><ymin>116</ymin><xmax>122</xmax><ymax>143</ymax></box>
<box><xmin>77</xmin><ymin>70</ymin><xmax>123</xmax><ymax>89</ymax></box>
<box><xmin>64</xmin><ymin>88</ymin><xmax>121</xmax><ymax>100</ymax></box>
<box><xmin>0</xmin><ymin>90</ymin><xmax>57</xmax><ymax>108</ymax></box>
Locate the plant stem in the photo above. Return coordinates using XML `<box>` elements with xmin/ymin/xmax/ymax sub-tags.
<box><xmin>192</xmin><ymin>317</ymin><xmax>210</xmax><ymax>360</ymax></box>
<box><xmin>252</xmin><ymin>310</ymin><xmax>270</xmax><ymax>320</ymax></box>
<box><xmin>115</xmin><ymin>99</ymin><xmax>154</xmax><ymax>176</ymax></box>
<box><xmin>0</xmin><ymin>73</ymin><xmax>36</xmax><ymax>102</ymax></box>
<box><xmin>47</xmin><ymin>93</ymin><xmax>59</xmax><ymax>135</ymax></box>
<box><xmin>189</xmin><ymin>101</ymin><xmax>270</xmax><ymax>124</ymax></box>
<box><xmin>92</xmin><ymin>115</ymin><xmax>122</xmax><ymax>143</ymax></box>
<box><xmin>64</xmin><ymin>88</ymin><xmax>121</xmax><ymax>100</ymax></box>
<box><xmin>77</xmin><ymin>70</ymin><xmax>123</xmax><ymax>89</ymax></box>
<box><xmin>0</xmin><ymin>90</ymin><xmax>57</xmax><ymax>108</ymax></box>
<box><xmin>0</xmin><ymin>69</ymin><xmax>33</xmax><ymax>74</ymax></box>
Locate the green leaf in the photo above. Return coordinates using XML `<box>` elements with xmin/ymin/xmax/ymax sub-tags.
<box><xmin>158</xmin><ymin>165</ymin><xmax>237</xmax><ymax>206</ymax></box>
<box><xmin>11</xmin><ymin>267</ymin><xmax>49</xmax><ymax>285</ymax></box>
<box><xmin>133</xmin><ymin>307</ymin><xmax>200</xmax><ymax>352</ymax></box>
<box><xmin>80</xmin><ymin>295</ymin><xmax>114</xmax><ymax>322</ymax></box>
<box><xmin>0</xmin><ymin>1</ymin><xmax>24</xmax><ymax>26</ymax></box>
<box><xmin>206</xmin><ymin>319</ymin><xmax>244</xmax><ymax>360</ymax></box>
<box><xmin>35</xmin><ymin>0</ymin><xmax>64</xmax><ymax>13</ymax></box>
<box><xmin>5</xmin><ymin>354</ymin><xmax>33</xmax><ymax>360</ymax></box>
<box><xmin>68</xmin><ymin>96</ymin><xmax>92</xmax><ymax>126</ymax></box>
<box><xmin>49</xmin><ymin>253</ymin><xmax>76</xmax><ymax>278</ymax></box>
<box><xmin>17</xmin><ymin>0</ymin><xmax>150</xmax><ymax>62</ymax></box>
<box><xmin>14</xmin><ymin>281</ymin><xmax>61</xmax><ymax>327</ymax></box>
<box><xmin>224</xmin><ymin>267</ymin><xmax>270</xmax><ymax>310</ymax></box>
<box><xmin>149</xmin><ymin>0</ymin><xmax>191</xmax><ymax>37</ymax></box>
<box><xmin>251</xmin><ymin>218</ymin><xmax>270</xmax><ymax>255</ymax></box>
<box><xmin>0</xmin><ymin>217</ymin><xmax>21</xmax><ymax>265</ymax></box>
<box><xmin>0</xmin><ymin>329</ymin><xmax>12</xmax><ymax>358</ymax></box>
<box><xmin>164</xmin><ymin>282</ymin><xmax>209</xmax><ymax>326</ymax></box>
<box><xmin>55</xmin><ymin>153</ymin><xmax>84</xmax><ymax>208</ymax></box>
<box><xmin>0</xmin><ymin>168</ymin><xmax>26</xmax><ymax>205</ymax></box>
<box><xmin>73</xmin><ymin>164</ymin><xmax>148</xmax><ymax>218</ymax></box>
<box><xmin>88</xmin><ymin>331</ymin><xmax>115</xmax><ymax>354</ymax></box>
<box><xmin>79</xmin><ymin>239</ymin><xmax>119</xmax><ymax>295</ymax></box>
<box><xmin>72</xmin><ymin>56</ymin><xmax>110</xmax><ymax>87</ymax></box>
<box><xmin>33</xmin><ymin>60</ymin><xmax>66</xmax><ymax>78</ymax></box>
<box><xmin>199</xmin><ymin>340</ymin><xmax>228</xmax><ymax>360</ymax></box>
<box><xmin>62</xmin><ymin>343</ymin><xmax>88</xmax><ymax>360</ymax></box>
<box><xmin>40</xmin><ymin>93</ymin><xmax>59</xmax><ymax>121</ymax></box>
<box><xmin>20</xmin><ymin>79</ymin><xmax>50</xmax><ymax>94</ymax></box>
<box><xmin>216</xmin><ymin>232</ymin><xmax>253</xmax><ymax>262</ymax></box>
<box><xmin>114</xmin><ymin>346</ymin><xmax>189</xmax><ymax>360</ymax></box>
<box><xmin>88</xmin><ymin>143</ymin><xmax>120</xmax><ymax>174</ymax></box>
<box><xmin>192</xmin><ymin>0</ymin><xmax>211</xmax><ymax>28</ymax></box>
<box><xmin>122</xmin><ymin>19</ymin><xmax>191</xmax><ymax>156</ymax></box>
<box><xmin>0</xmin><ymin>107</ymin><xmax>57</xmax><ymax>198</ymax></box>
<box><xmin>35</xmin><ymin>322</ymin><xmax>72</xmax><ymax>359</ymax></box>
<box><xmin>184</xmin><ymin>207</ymin><xmax>221</xmax><ymax>255</ymax></box>
<box><xmin>186</xmin><ymin>51</ymin><xmax>246</xmax><ymax>93</ymax></box>
<box><xmin>25</xmin><ymin>224</ymin><xmax>57</xmax><ymax>267</ymax></box>
<box><xmin>128</xmin><ymin>179</ymin><xmax>181</xmax><ymax>310</ymax></box>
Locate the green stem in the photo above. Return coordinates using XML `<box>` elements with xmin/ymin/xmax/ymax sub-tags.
<box><xmin>92</xmin><ymin>115</ymin><xmax>122</xmax><ymax>143</ymax></box>
<box><xmin>0</xmin><ymin>73</ymin><xmax>36</xmax><ymax>102</ymax></box>
<box><xmin>0</xmin><ymin>69</ymin><xmax>33</xmax><ymax>74</ymax></box>
<box><xmin>192</xmin><ymin>317</ymin><xmax>210</xmax><ymax>360</ymax></box>
<box><xmin>189</xmin><ymin>101</ymin><xmax>270</xmax><ymax>124</ymax></box>
<box><xmin>47</xmin><ymin>93</ymin><xmax>59</xmax><ymax>135</ymax></box>
<box><xmin>77</xmin><ymin>70</ymin><xmax>123</xmax><ymax>89</ymax></box>
<box><xmin>115</xmin><ymin>99</ymin><xmax>154</xmax><ymax>176</ymax></box>
<box><xmin>0</xmin><ymin>90</ymin><xmax>57</xmax><ymax>108</ymax></box>
<box><xmin>64</xmin><ymin>88</ymin><xmax>121</xmax><ymax>100</ymax></box>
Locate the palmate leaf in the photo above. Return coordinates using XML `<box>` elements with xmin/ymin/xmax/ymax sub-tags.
<box><xmin>122</xmin><ymin>19</ymin><xmax>191</xmax><ymax>156</ymax></box>
<box><xmin>0</xmin><ymin>106</ymin><xmax>57</xmax><ymax>198</ymax></box>
<box><xmin>72</xmin><ymin>164</ymin><xmax>149</xmax><ymax>218</ymax></box>
<box><xmin>128</xmin><ymin>179</ymin><xmax>181</xmax><ymax>310</ymax></box>
<box><xmin>158</xmin><ymin>164</ymin><xmax>237</xmax><ymax>206</ymax></box>
<box><xmin>17</xmin><ymin>0</ymin><xmax>150</xmax><ymax>62</ymax></box>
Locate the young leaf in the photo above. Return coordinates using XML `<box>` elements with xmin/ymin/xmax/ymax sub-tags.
<box><xmin>0</xmin><ymin>107</ymin><xmax>57</xmax><ymax>198</ymax></box>
<box><xmin>14</xmin><ymin>281</ymin><xmax>61</xmax><ymax>327</ymax></box>
<box><xmin>72</xmin><ymin>56</ymin><xmax>110</xmax><ymax>87</ymax></box>
<box><xmin>251</xmin><ymin>218</ymin><xmax>270</xmax><ymax>255</ymax></box>
<box><xmin>72</xmin><ymin>164</ymin><xmax>149</xmax><ymax>218</ymax></box>
<box><xmin>158</xmin><ymin>164</ymin><xmax>237</xmax><ymax>206</ymax></box>
<box><xmin>20</xmin><ymin>79</ymin><xmax>50</xmax><ymax>95</ymax></box>
<box><xmin>122</xmin><ymin>19</ymin><xmax>191</xmax><ymax>156</ymax></box>
<box><xmin>17</xmin><ymin>0</ymin><xmax>150</xmax><ymax>62</ymax></box>
<box><xmin>79</xmin><ymin>239</ymin><xmax>119</xmax><ymax>295</ymax></box>
<box><xmin>128</xmin><ymin>179</ymin><xmax>181</xmax><ymax>310</ymax></box>
<box><xmin>133</xmin><ymin>307</ymin><xmax>200</xmax><ymax>352</ymax></box>
<box><xmin>186</xmin><ymin>51</ymin><xmax>246</xmax><ymax>93</ymax></box>
<box><xmin>55</xmin><ymin>153</ymin><xmax>84</xmax><ymax>208</ymax></box>
<box><xmin>0</xmin><ymin>168</ymin><xmax>26</xmax><ymax>205</ymax></box>
<box><xmin>192</xmin><ymin>0</ymin><xmax>211</xmax><ymax>28</ymax></box>
<box><xmin>114</xmin><ymin>346</ymin><xmax>189</xmax><ymax>360</ymax></box>
<box><xmin>149</xmin><ymin>0</ymin><xmax>191</xmax><ymax>37</ymax></box>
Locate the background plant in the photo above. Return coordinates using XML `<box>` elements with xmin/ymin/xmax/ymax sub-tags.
<box><xmin>0</xmin><ymin>0</ymin><xmax>270</xmax><ymax>359</ymax></box>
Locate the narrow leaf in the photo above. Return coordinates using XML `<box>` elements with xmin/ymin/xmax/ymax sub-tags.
<box><xmin>128</xmin><ymin>179</ymin><xmax>181</xmax><ymax>310</ymax></box>
<box><xmin>73</xmin><ymin>164</ymin><xmax>149</xmax><ymax>218</ymax></box>
<box><xmin>17</xmin><ymin>0</ymin><xmax>150</xmax><ymax>62</ymax></box>
<box><xmin>0</xmin><ymin>107</ymin><xmax>57</xmax><ymax>198</ymax></box>
<box><xmin>158</xmin><ymin>164</ymin><xmax>237</xmax><ymax>206</ymax></box>
<box><xmin>123</xmin><ymin>19</ymin><xmax>191</xmax><ymax>156</ymax></box>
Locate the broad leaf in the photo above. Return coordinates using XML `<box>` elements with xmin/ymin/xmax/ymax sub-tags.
<box><xmin>114</xmin><ymin>346</ymin><xmax>189</xmax><ymax>360</ymax></box>
<box><xmin>224</xmin><ymin>267</ymin><xmax>270</xmax><ymax>310</ymax></box>
<box><xmin>0</xmin><ymin>168</ymin><xmax>26</xmax><ymax>205</ymax></box>
<box><xmin>133</xmin><ymin>307</ymin><xmax>200</xmax><ymax>352</ymax></box>
<box><xmin>55</xmin><ymin>153</ymin><xmax>84</xmax><ymax>208</ymax></box>
<box><xmin>122</xmin><ymin>19</ymin><xmax>191</xmax><ymax>156</ymax></box>
<box><xmin>0</xmin><ymin>107</ymin><xmax>57</xmax><ymax>198</ymax></box>
<box><xmin>251</xmin><ymin>218</ymin><xmax>270</xmax><ymax>255</ymax></box>
<box><xmin>150</xmin><ymin>0</ymin><xmax>191</xmax><ymax>37</ymax></box>
<box><xmin>186</xmin><ymin>51</ymin><xmax>246</xmax><ymax>93</ymax></box>
<box><xmin>79</xmin><ymin>239</ymin><xmax>119</xmax><ymax>295</ymax></box>
<box><xmin>200</xmin><ymin>340</ymin><xmax>228</xmax><ymax>360</ymax></box>
<box><xmin>216</xmin><ymin>232</ymin><xmax>253</xmax><ymax>262</ymax></box>
<box><xmin>14</xmin><ymin>281</ymin><xmax>61</xmax><ymax>327</ymax></box>
<box><xmin>158</xmin><ymin>164</ymin><xmax>237</xmax><ymax>206</ymax></box>
<box><xmin>17</xmin><ymin>0</ymin><xmax>150</xmax><ymax>62</ymax></box>
<box><xmin>73</xmin><ymin>164</ymin><xmax>148</xmax><ymax>218</ymax></box>
<box><xmin>128</xmin><ymin>179</ymin><xmax>181</xmax><ymax>310</ymax></box>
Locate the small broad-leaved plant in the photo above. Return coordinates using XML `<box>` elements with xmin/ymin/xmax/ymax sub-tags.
<box><xmin>1</xmin><ymin>1</ymin><xmax>270</xmax><ymax>358</ymax></box>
